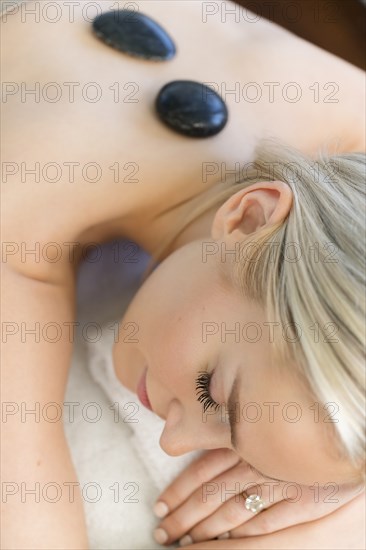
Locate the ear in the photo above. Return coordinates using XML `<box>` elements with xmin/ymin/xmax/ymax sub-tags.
<box><xmin>211</xmin><ymin>181</ymin><xmax>293</xmax><ymax>241</ymax></box>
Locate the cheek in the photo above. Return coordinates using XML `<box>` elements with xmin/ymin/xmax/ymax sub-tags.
<box><xmin>114</xmin><ymin>243</ymin><xmax>224</xmax><ymax>404</ymax></box>
<box><xmin>148</xmin><ymin>300</ymin><xmax>205</xmax><ymax>392</ymax></box>
<box><xmin>112</xmin><ymin>264</ymin><xmax>200</xmax><ymax>395</ymax></box>
<box><xmin>129</xmin><ymin>261</ymin><xmax>205</xmax><ymax>362</ymax></box>
<box><xmin>237</xmin><ymin>374</ymin><xmax>337</xmax><ymax>484</ymax></box>
<box><xmin>144</xmin><ymin>298</ymin><xmax>218</xmax><ymax>411</ymax></box>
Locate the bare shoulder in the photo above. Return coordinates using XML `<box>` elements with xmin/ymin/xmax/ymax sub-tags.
<box><xmin>2</xmin><ymin>1</ymin><xmax>364</xmax><ymax>281</ymax></box>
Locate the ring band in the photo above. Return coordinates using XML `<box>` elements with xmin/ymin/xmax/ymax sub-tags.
<box><xmin>244</xmin><ymin>494</ymin><xmax>266</xmax><ymax>514</ymax></box>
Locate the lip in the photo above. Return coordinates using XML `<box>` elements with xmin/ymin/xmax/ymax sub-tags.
<box><xmin>136</xmin><ymin>367</ymin><xmax>153</xmax><ymax>411</ymax></box>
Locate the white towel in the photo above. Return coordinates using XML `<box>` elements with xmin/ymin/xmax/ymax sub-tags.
<box><xmin>63</xmin><ymin>240</ymin><xmax>201</xmax><ymax>549</ymax></box>
<box><xmin>85</xmin><ymin>322</ymin><xmax>202</xmax><ymax>493</ymax></box>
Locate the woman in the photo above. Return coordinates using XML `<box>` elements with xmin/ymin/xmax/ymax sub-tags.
<box><xmin>2</xmin><ymin>0</ymin><xmax>365</xmax><ymax>548</ymax></box>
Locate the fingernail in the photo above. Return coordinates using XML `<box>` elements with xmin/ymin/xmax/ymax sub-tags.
<box><xmin>179</xmin><ymin>534</ymin><xmax>193</xmax><ymax>547</ymax></box>
<box><xmin>154</xmin><ymin>528</ymin><xmax>168</xmax><ymax>545</ymax></box>
<box><xmin>153</xmin><ymin>501</ymin><xmax>169</xmax><ymax>518</ymax></box>
<box><xmin>217</xmin><ymin>532</ymin><xmax>230</xmax><ymax>540</ymax></box>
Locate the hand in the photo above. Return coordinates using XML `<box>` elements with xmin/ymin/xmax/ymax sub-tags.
<box><xmin>181</xmin><ymin>490</ymin><xmax>366</xmax><ymax>549</ymax></box>
<box><xmin>152</xmin><ymin>448</ymin><xmax>364</xmax><ymax>547</ymax></box>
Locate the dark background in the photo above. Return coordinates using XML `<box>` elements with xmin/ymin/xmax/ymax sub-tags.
<box><xmin>233</xmin><ymin>0</ymin><xmax>365</xmax><ymax>70</ymax></box>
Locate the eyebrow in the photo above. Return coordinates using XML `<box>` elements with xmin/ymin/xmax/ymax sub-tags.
<box><xmin>227</xmin><ymin>371</ymin><xmax>241</xmax><ymax>452</ymax></box>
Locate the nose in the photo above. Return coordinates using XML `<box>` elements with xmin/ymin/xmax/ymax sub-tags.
<box><xmin>159</xmin><ymin>399</ymin><xmax>231</xmax><ymax>456</ymax></box>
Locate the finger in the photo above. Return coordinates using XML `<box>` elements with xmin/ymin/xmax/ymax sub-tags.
<box><xmin>153</xmin><ymin>448</ymin><xmax>240</xmax><ymax>518</ymax></box>
<box><xmin>183</xmin><ymin>492</ymin><xmax>366</xmax><ymax>549</ymax></box>
<box><xmin>181</xmin><ymin>481</ymin><xmax>286</xmax><ymax>544</ymax></box>
<box><xmin>186</xmin><ymin>491</ymin><xmax>278</xmax><ymax>543</ymax></box>
<box><xmin>229</xmin><ymin>483</ymin><xmax>359</xmax><ymax>539</ymax></box>
<box><xmin>229</xmin><ymin>498</ymin><xmax>306</xmax><ymax>539</ymax></box>
<box><xmin>154</xmin><ymin>460</ymin><xmax>254</xmax><ymax>546</ymax></box>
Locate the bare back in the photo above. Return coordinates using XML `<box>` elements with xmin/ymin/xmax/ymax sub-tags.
<box><xmin>2</xmin><ymin>0</ymin><xmax>365</xmax><ymax>279</ymax></box>
<box><xmin>1</xmin><ymin>4</ymin><xmax>365</xmax><ymax>547</ymax></box>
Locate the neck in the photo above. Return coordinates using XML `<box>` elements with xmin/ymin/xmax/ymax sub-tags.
<box><xmin>121</xmin><ymin>198</ymin><xmax>220</xmax><ymax>264</ymax></box>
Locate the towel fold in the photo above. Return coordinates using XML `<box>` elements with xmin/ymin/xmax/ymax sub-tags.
<box><xmin>63</xmin><ymin>240</ymin><xmax>202</xmax><ymax>548</ymax></box>
<box><xmin>85</xmin><ymin>322</ymin><xmax>202</xmax><ymax>493</ymax></box>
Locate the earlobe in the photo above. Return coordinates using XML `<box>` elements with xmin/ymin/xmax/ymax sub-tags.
<box><xmin>211</xmin><ymin>180</ymin><xmax>292</xmax><ymax>241</ymax></box>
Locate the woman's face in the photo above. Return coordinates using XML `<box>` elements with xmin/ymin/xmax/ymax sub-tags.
<box><xmin>112</xmin><ymin>182</ymin><xmax>359</xmax><ymax>488</ymax></box>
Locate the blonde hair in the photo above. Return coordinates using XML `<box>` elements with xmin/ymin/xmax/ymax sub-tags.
<box><xmin>144</xmin><ymin>140</ymin><xmax>366</xmax><ymax>483</ymax></box>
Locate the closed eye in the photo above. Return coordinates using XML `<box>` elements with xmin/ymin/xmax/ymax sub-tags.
<box><xmin>195</xmin><ymin>370</ymin><xmax>220</xmax><ymax>413</ymax></box>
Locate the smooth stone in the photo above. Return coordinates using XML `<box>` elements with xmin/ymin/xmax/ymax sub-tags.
<box><xmin>155</xmin><ymin>80</ymin><xmax>228</xmax><ymax>138</ymax></box>
<box><xmin>92</xmin><ymin>10</ymin><xmax>176</xmax><ymax>61</ymax></box>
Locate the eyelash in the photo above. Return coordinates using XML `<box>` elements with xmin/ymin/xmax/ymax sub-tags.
<box><xmin>195</xmin><ymin>371</ymin><xmax>221</xmax><ymax>413</ymax></box>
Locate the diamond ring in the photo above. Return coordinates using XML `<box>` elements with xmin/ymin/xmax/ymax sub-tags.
<box><xmin>244</xmin><ymin>493</ymin><xmax>266</xmax><ymax>513</ymax></box>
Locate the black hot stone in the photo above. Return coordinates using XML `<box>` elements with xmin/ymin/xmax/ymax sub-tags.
<box><xmin>155</xmin><ymin>81</ymin><xmax>228</xmax><ymax>138</ymax></box>
<box><xmin>92</xmin><ymin>10</ymin><xmax>176</xmax><ymax>61</ymax></box>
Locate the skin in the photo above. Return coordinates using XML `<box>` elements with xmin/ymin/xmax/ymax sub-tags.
<box><xmin>2</xmin><ymin>0</ymin><xmax>365</xmax><ymax>276</ymax></box>
<box><xmin>113</xmin><ymin>181</ymin><xmax>341</xmax><ymax>480</ymax></box>
<box><xmin>1</xmin><ymin>0</ymin><xmax>365</xmax><ymax>547</ymax></box>
<box><xmin>112</xmin><ymin>180</ymin><xmax>365</xmax><ymax>546</ymax></box>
